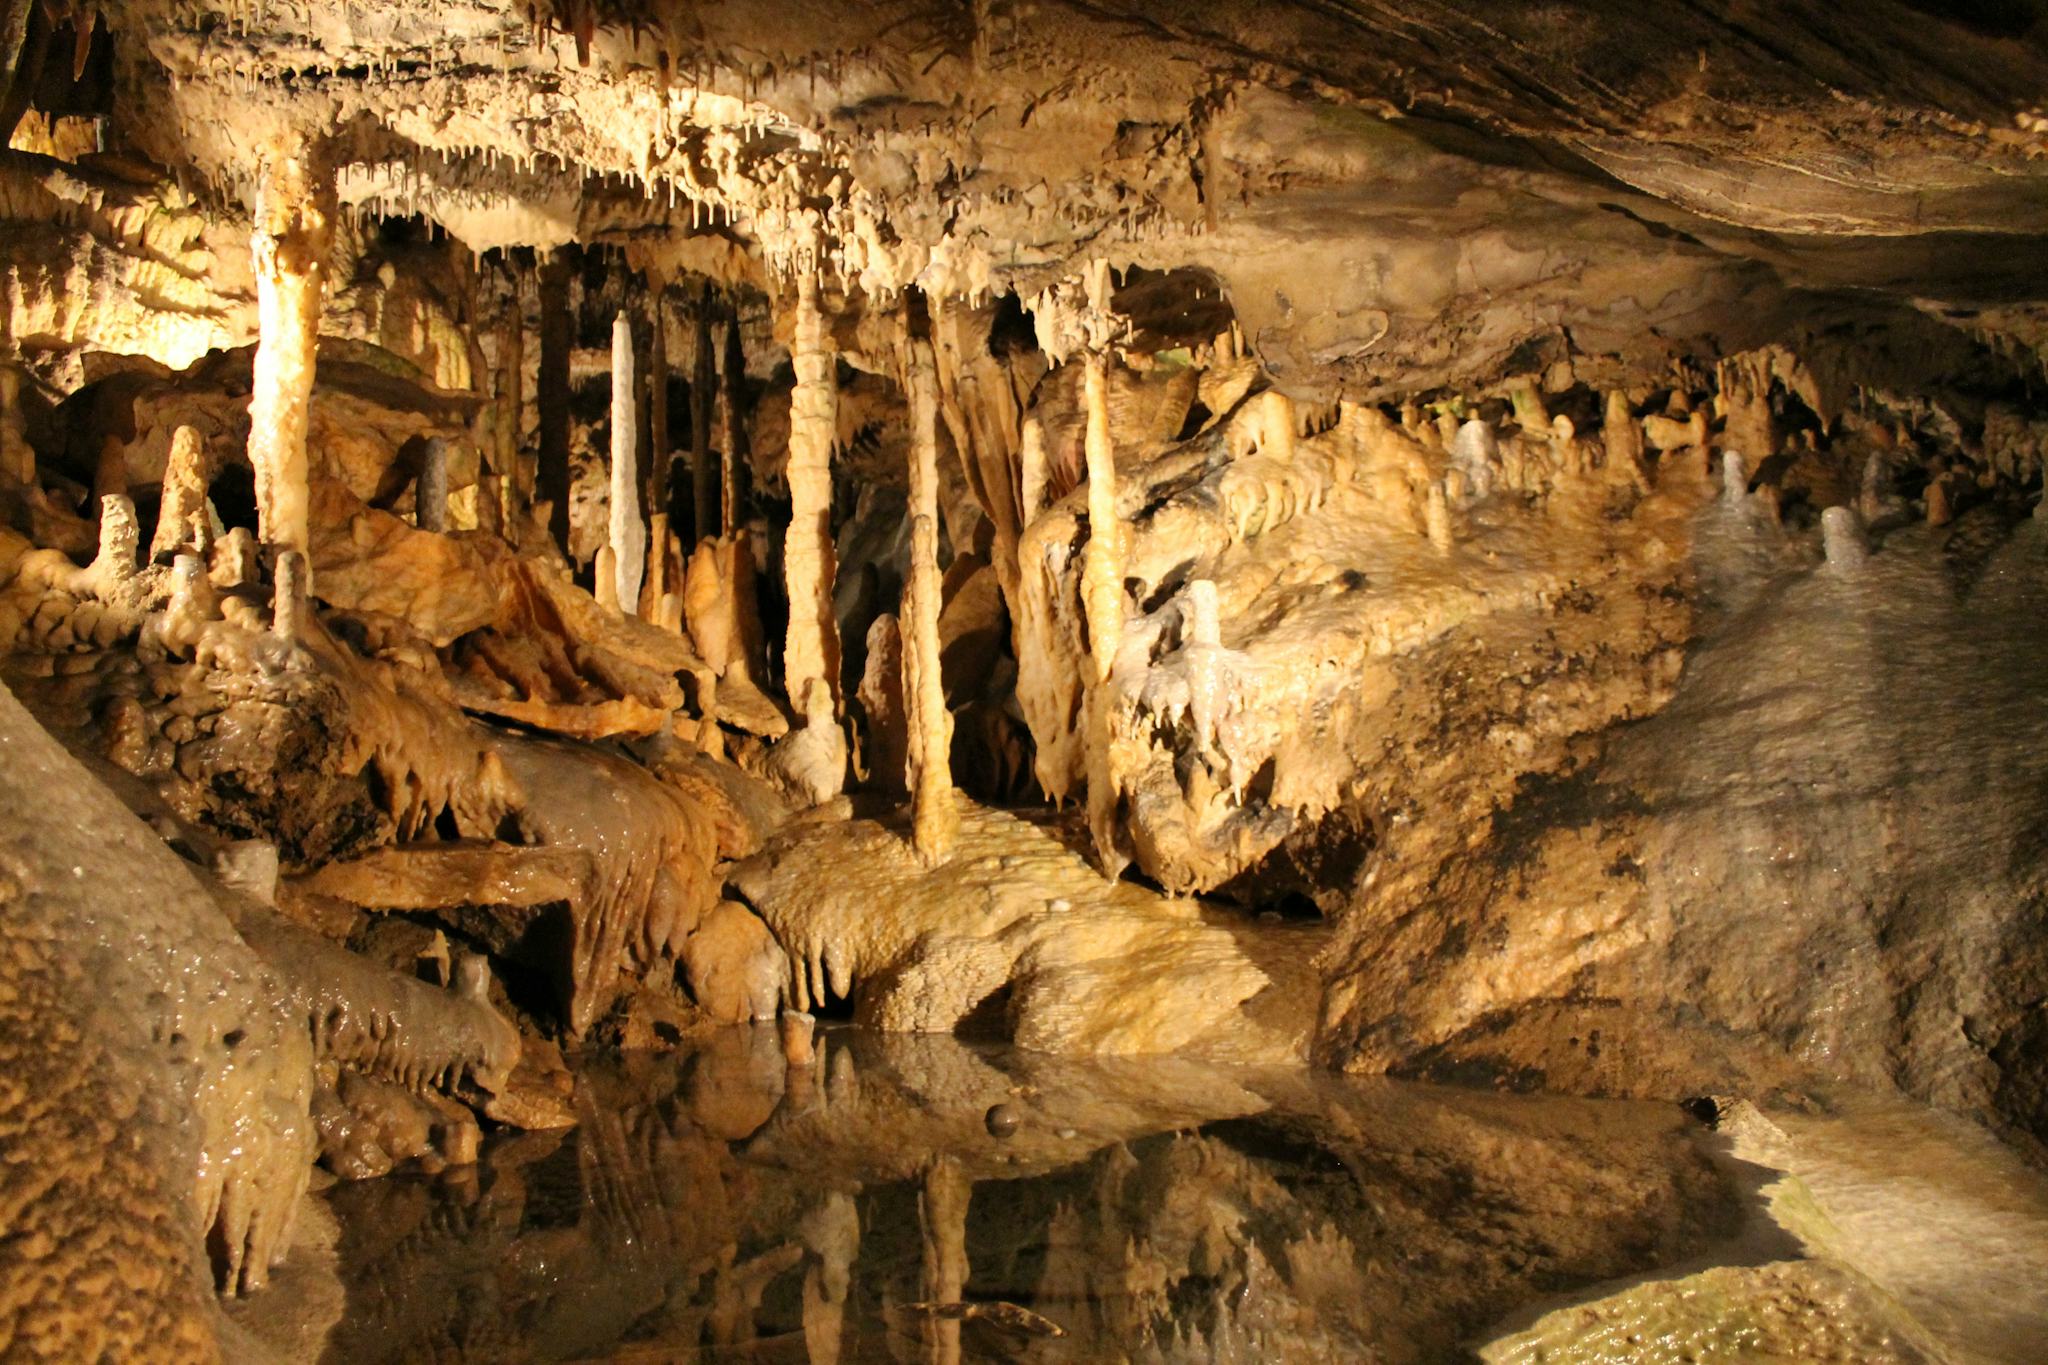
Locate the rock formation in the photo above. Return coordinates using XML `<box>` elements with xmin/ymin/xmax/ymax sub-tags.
<box><xmin>2</xmin><ymin>0</ymin><xmax>2048</xmax><ymax>1357</ymax></box>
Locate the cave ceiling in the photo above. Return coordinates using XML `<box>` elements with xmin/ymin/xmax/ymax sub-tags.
<box><xmin>31</xmin><ymin>0</ymin><xmax>2044</xmax><ymax>400</ymax></box>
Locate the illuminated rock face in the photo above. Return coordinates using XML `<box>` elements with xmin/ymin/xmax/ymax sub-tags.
<box><xmin>3</xmin><ymin>1</ymin><xmax>2048</xmax><ymax>1356</ymax></box>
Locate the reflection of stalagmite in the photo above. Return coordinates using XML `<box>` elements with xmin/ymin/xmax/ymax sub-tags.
<box><xmin>905</xmin><ymin>339</ymin><xmax>957</xmax><ymax>864</ymax></box>
<box><xmin>784</xmin><ymin>270</ymin><xmax>841</xmax><ymax>711</ymax></box>
<box><xmin>247</xmin><ymin>140</ymin><xmax>334</xmax><ymax>570</ymax></box>
<box><xmin>610</xmin><ymin>311</ymin><xmax>645</xmax><ymax>613</ymax></box>
<box><xmin>800</xmin><ymin>1191</ymin><xmax>859</xmax><ymax>1365</ymax></box>
<box><xmin>919</xmin><ymin>1156</ymin><xmax>972</xmax><ymax>1365</ymax></box>
<box><xmin>151</xmin><ymin>425</ymin><xmax>209</xmax><ymax>563</ymax></box>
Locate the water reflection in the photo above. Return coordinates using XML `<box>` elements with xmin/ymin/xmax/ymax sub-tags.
<box><xmin>320</xmin><ymin>1031</ymin><xmax>1738</xmax><ymax>1363</ymax></box>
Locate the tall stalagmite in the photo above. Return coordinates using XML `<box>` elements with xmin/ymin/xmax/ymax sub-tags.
<box><xmin>720</xmin><ymin>311</ymin><xmax>749</xmax><ymax>535</ymax></box>
<box><xmin>150</xmin><ymin>425</ymin><xmax>208</xmax><ymax>564</ymax></box>
<box><xmin>246</xmin><ymin>140</ymin><xmax>333</xmax><ymax>569</ymax></box>
<box><xmin>784</xmin><ymin>271</ymin><xmax>840</xmax><ymax>709</ymax></box>
<box><xmin>610</xmin><ymin>310</ymin><xmax>645</xmax><ymax>612</ymax></box>
<box><xmin>1080</xmin><ymin>349</ymin><xmax>1126</xmax><ymax>873</ymax></box>
<box><xmin>904</xmin><ymin>337</ymin><xmax>957</xmax><ymax>864</ymax></box>
<box><xmin>494</xmin><ymin>276</ymin><xmax>525</xmax><ymax>522</ymax></box>
<box><xmin>647</xmin><ymin>283</ymin><xmax>669</xmax><ymax>528</ymax></box>
<box><xmin>537</xmin><ymin>250</ymin><xmax>573</xmax><ymax>554</ymax></box>
<box><xmin>691</xmin><ymin>304</ymin><xmax>717</xmax><ymax>544</ymax></box>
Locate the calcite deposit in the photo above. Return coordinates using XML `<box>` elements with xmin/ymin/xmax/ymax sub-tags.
<box><xmin>3</xmin><ymin>0</ymin><xmax>2048</xmax><ymax>1358</ymax></box>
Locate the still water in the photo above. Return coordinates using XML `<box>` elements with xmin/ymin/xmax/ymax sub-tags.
<box><xmin>304</xmin><ymin>1029</ymin><xmax>1774</xmax><ymax>1364</ymax></box>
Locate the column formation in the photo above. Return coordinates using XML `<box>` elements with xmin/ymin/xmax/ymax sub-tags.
<box><xmin>904</xmin><ymin>338</ymin><xmax>957</xmax><ymax>864</ymax></box>
<box><xmin>782</xmin><ymin>271</ymin><xmax>840</xmax><ymax>710</ymax></box>
<box><xmin>246</xmin><ymin>140</ymin><xmax>334</xmax><ymax>571</ymax></box>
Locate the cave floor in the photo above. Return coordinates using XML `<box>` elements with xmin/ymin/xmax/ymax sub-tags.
<box><xmin>232</xmin><ymin>1032</ymin><xmax>2048</xmax><ymax>1365</ymax></box>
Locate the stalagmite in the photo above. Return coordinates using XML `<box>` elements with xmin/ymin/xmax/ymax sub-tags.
<box><xmin>1019</xmin><ymin>415</ymin><xmax>1048</xmax><ymax>529</ymax></box>
<box><xmin>150</xmin><ymin>425</ymin><xmax>209</xmax><ymax>563</ymax></box>
<box><xmin>904</xmin><ymin>338</ymin><xmax>957</xmax><ymax>865</ymax></box>
<box><xmin>1080</xmin><ymin>352</ymin><xmax>1122</xmax><ymax>690</ymax></box>
<box><xmin>1822</xmin><ymin>505</ymin><xmax>1867</xmax><ymax>571</ymax></box>
<box><xmin>1426</xmin><ymin>480</ymin><xmax>1453</xmax><ymax>552</ymax></box>
<box><xmin>720</xmin><ymin>311</ymin><xmax>749</xmax><ymax>535</ymax></box>
<box><xmin>537</xmin><ymin>250</ymin><xmax>573</xmax><ymax>553</ymax></box>
<box><xmin>273</xmin><ymin>548</ymin><xmax>310</xmax><ymax>642</ymax></box>
<box><xmin>691</xmin><ymin>304</ymin><xmax>717</xmax><ymax>543</ymax></box>
<box><xmin>246</xmin><ymin>140</ymin><xmax>334</xmax><ymax>570</ymax></box>
<box><xmin>1080</xmin><ymin>349</ymin><xmax>1126</xmax><ymax>874</ymax></box>
<box><xmin>610</xmin><ymin>310</ymin><xmax>646</xmax><ymax>613</ymax></box>
<box><xmin>416</xmin><ymin>437</ymin><xmax>449</xmax><ymax>532</ymax></box>
<box><xmin>0</xmin><ymin>368</ymin><xmax>31</xmax><ymax>486</ymax></box>
<box><xmin>1451</xmin><ymin>418</ymin><xmax>1499</xmax><ymax>500</ymax></box>
<box><xmin>647</xmin><ymin>285</ymin><xmax>669</xmax><ymax>528</ymax></box>
<box><xmin>1722</xmin><ymin>450</ymin><xmax>1749</xmax><ymax>502</ymax></box>
<box><xmin>783</xmin><ymin>271</ymin><xmax>840</xmax><ymax>710</ymax></box>
<box><xmin>1603</xmin><ymin>390</ymin><xmax>1651</xmax><ymax>492</ymax></box>
<box><xmin>494</xmin><ymin>282</ymin><xmax>524</xmax><ymax>521</ymax></box>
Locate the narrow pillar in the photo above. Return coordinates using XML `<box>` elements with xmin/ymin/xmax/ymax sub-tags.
<box><xmin>691</xmin><ymin>303</ymin><xmax>717</xmax><ymax>543</ymax></box>
<box><xmin>494</xmin><ymin>275</ymin><xmax>524</xmax><ymax>525</ymax></box>
<box><xmin>416</xmin><ymin>436</ymin><xmax>449</xmax><ymax>532</ymax></box>
<box><xmin>247</xmin><ymin>140</ymin><xmax>333</xmax><ymax>568</ymax></box>
<box><xmin>536</xmin><ymin>249</ymin><xmax>573</xmax><ymax>555</ymax></box>
<box><xmin>151</xmin><ymin>425</ymin><xmax>209</xmax><ymax>563</ymax></box>
<box><xmin>0</xmin><ymin>367</ymin><xmax>33</xmax><ymax>486</ymax></box>
<box><xmin>720</xmin><ymin>310</ymin><xmax>750</xmax><ymax>535</ymax></box>
<box><xmin>1080</xmin><ymin>349</ymin><xmax>1127</xmax><ymax>876</ymax></box>
<box><xmin>1018</xmin><ymin>416</ymin><xmax>1047</xmax><ymax>530</ymax></box>
<box><xmin>610</xmin><ymin>310</ymin><xmax>645</xmax><ymax>612</ymax></box>
<box><xmin>1602</xmin><ymin>389</ymin><xmax>1649</xmax><ymax>492</ymax></box>
<box><xmin>904</xmin><ymin>339</ymin><xmax>957</xmax><ymax>864</ymax></box>
<box><xmin>646</xmin><ymin>284</ymin><xmax>669</xmax><ymax>531</ymax></box>
<box><xmin>782</xmin><ymin>272</ymin><xmax>840</xmax><ymax>709</ymax></box>
<box><xmin>1080</xmin><ymin>352</ymin><xmax>1121</xmax><ymax>688</ymax></box>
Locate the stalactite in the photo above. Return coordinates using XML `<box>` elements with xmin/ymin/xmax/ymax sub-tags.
<box><xmin>150</xmin><ymin>425</ymin><xmax>209</xmax><ymax>564</ymax></box>
<box><xmin>783</xmin><ymin>269</ymin><xmax>840</xmax><ymax>710</ymax></box>
<box><xmin>691</xmin><ymin>302</ymin><xmax>717</xmax><ymax>544</ymax></box>
<box><xmin>904</xmin><ymin>338</ymin><xmax>957</xmax><ymax>865</ymax></box>
<box><xmin>537</xmin><ymin>249</ymin><xmax>574</xmax><ymax>555</ymax></box>
<box><xmin>610</xmin><ymin>310</ymin><xmax>646</xmax><ymax>613</ymax></box>
<box><xmin>720</xmin><ymin>310</ymin><xmax>750</xmax><ymax>536</ymax></box>
<box><xmin>247</xmin><ymin>139</ymin><xmax>334</xmax><ymax>571</ymax></box>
